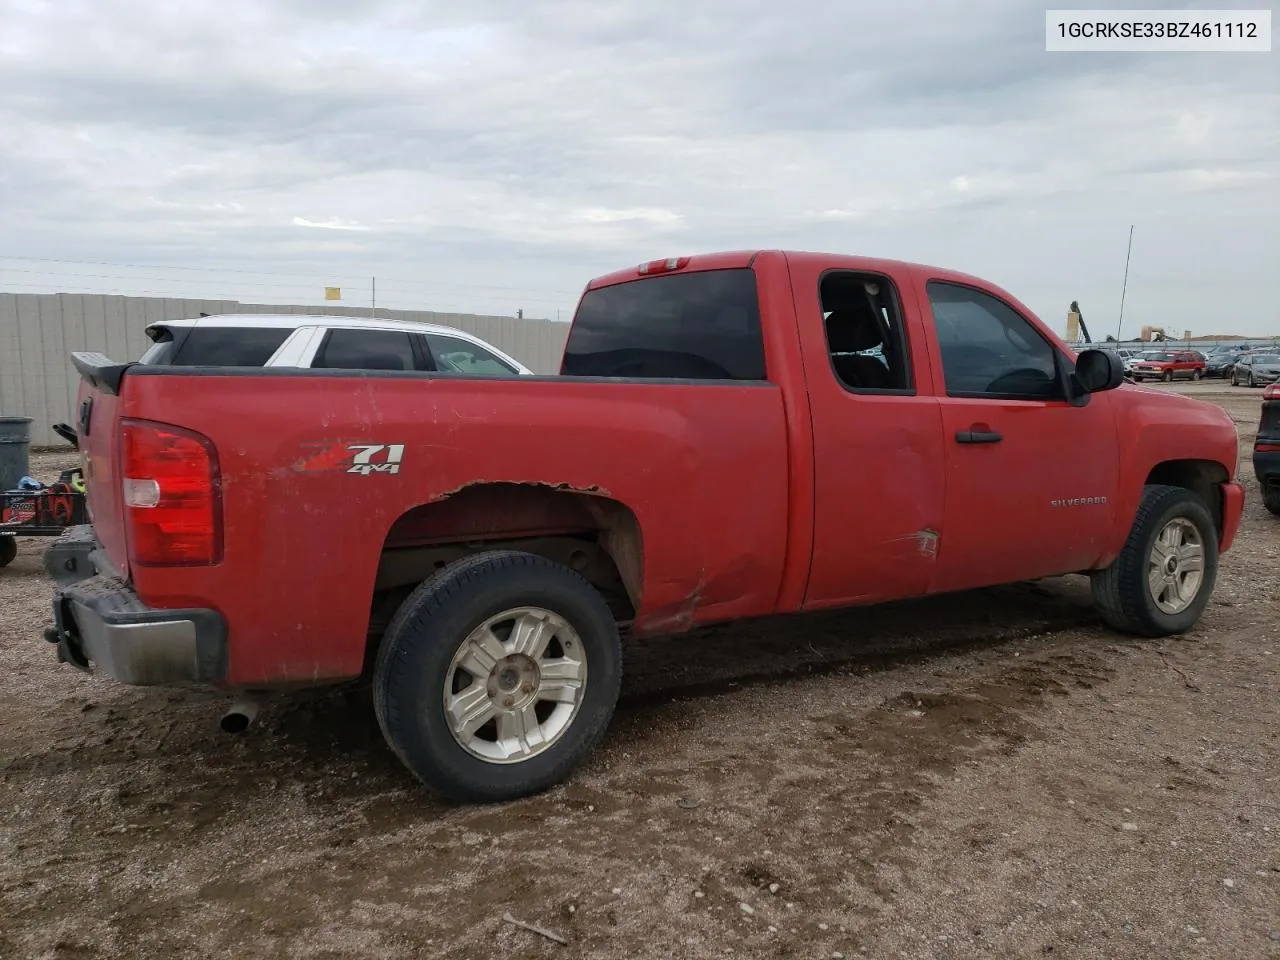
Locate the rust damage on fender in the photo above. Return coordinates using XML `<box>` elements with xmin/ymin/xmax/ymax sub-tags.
<box><xmin>381</xmin><ymin>480</ymin><xmax>643</xmax><ymax>613</ymax></box>
<box><xmin>428</xmin><ymin>479</ymin><xmax>610</xmax><ymax>502</ymax></box>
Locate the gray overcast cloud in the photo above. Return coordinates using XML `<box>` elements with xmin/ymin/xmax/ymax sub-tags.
<box><xmin>1</xmin><ymin>0</ymin><xmax>1277</xmax><ymax>334</ymax></box>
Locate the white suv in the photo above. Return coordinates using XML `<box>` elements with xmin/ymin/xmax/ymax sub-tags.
<box><xmin>137</xmin><ymin>314</ymin><xmax>534</xmax><ymax>376</ymax></box>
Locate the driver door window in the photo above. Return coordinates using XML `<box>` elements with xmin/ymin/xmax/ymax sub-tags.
<box><xmin>926</xmin><ymin>281</ymin><xmax>1061</xmax><ymax>401</ymax></box>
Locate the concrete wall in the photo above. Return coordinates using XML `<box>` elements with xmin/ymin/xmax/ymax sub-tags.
<box><xmin>0</xmin><ymin>293</ymin><xmax>571</xmax><ymax>445</ymax></box>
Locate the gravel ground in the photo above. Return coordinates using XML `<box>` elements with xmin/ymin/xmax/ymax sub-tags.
<box><xmin>1</xmin><ymin>383</ymin><xmax>1277</xmax><ymax>960</ymax></box>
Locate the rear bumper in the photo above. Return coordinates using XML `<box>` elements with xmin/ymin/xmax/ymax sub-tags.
<box><xmin>43</xmin><ymin>526</ymin><xmax>226</xmax><ymax>686</ymax></box>
<box><xmin>1219</xmin><ymin>481</ymin><xmax>1245</xmax><ymax>553</ymax></box>
<box><xmin>1254</xmin><ymin>447</ymin><xmax>1280</xmax><ymax>486</ymax></box>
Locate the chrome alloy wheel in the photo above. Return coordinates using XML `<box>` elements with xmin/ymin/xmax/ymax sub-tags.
<box><xmin>442</xmin><ymin>607</ymin><xmax>587</xmax><ymax>763</ymax></box>
<box><xmin>1147</xmin><ymin>518</ymin><xmax>1205</xmax><ymax>615</ymax></box>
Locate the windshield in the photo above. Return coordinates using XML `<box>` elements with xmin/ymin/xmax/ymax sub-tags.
<box><xmin>1145</xmin><ymin>353</ymin><xmax>1173</xmax><ymax>362</ymax></box>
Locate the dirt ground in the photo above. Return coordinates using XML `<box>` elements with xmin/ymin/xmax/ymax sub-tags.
<box><xmin>1</xmin><ymin>382</ymin><xmax>1277</xmax><ymax>960</ymax></box>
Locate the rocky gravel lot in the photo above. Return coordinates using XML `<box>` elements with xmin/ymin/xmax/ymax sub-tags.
<box><xmin>1</xmin><ymin>383</ymin><xmax>1277</xmax><ymax>959</ymax></box>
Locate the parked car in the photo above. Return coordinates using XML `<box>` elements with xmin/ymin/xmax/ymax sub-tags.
<box><xmin>136</xmin><ymin>314</ymin><xmax>534</xmax><ymax>376</ymax></box>
<box><xmin>1230</xmin><ymin>351</ymin><xmax>1280</xmax><ymax>388</ymax></box>
<box><xmin>1123</xmin><ymin>350</ymin><xmax>1163</xmax><ymax>374</ymax></box>
<box><xmin>1204</xmin><ymin>346</ymin><xmax>1245</xmax><ymax>378</ymax></box>
<box><xmin>46</xmin><ymin>250</ymin><xmax>1244</xmax><ymax>802</ymax></box>
<box><xmin>1254</xmin><ymin>383</ymin><xmax>1280</xmax><ymax>515</ymax></box>
<box><xmin>1130</xmin><ymin>350</ymin><xmax>1206</xmax><ymax>382</ymax></box>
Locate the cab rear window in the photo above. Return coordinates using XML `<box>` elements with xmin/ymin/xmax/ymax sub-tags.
<box><xmin>560</xmin><ymin>268</ymin><xmax>766</xmax><ymax>381</ymax></box>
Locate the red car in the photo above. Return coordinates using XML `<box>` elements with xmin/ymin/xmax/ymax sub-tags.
<box><xmin>46</xmin><ymin>251</ymin><xmax>1244</xmax><ymax>801</ymax></box>
<box><xmin>1131</xmin><ymin>350</ymin><xmax>1206</xmax><ymax>382</ymax></box>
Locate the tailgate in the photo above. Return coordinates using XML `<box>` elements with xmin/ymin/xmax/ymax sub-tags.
<box><xmin>70</xmin><ymin>353</ymin><xmax>133</xmax><ymax>579</ymax></box>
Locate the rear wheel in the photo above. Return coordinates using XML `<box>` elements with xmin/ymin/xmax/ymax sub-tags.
<box><xmin>1091</xmin><ymin>485</ymin><xmax>1218</xmax><ymax>637</ymax></box>
<box><xmin>1263</xmin><ymin>486</ymin><xmax>1280</xmax><ymax>517</ymax></box>
<box><xmin>1192</xmin><ymin>369</ymin><xmax>1202</xmax><ymax>381</ymax></box>
<box><xmin>373</xmin><ymin>550</ymin><xmax>622</xmax><ymax>803</ymax></box>
<box><xmin>0</xmin><ymin>536</ymin><xmax>15</xmax><ymax>568</ymax></box>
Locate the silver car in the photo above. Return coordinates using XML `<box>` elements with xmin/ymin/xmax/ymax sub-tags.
<box><xmin>1231</xmin><ymin>351</ymin><xmax>1280</xmax><ymax>388</ymax></box>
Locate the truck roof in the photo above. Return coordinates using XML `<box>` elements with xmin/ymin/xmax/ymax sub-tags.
<box><xmin>585</xmin><ymin>250</ymin><xmax>1001</xmax><ymax>293</ymax></box>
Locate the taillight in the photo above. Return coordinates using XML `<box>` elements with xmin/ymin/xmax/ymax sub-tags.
<box><xmin>1264</xmin><ymin>384</ymin><xmax>1280</xmax><ymax>400</ymax></box>
<box><xmin>1256</xmin><ymin>443</ymin><xmax>1280</xmax><ymax>453</ymax></box>
<box><xmin>120</xmin><ymin>419</ymin><xmax>221</xmax><ymax>566</ymax></box>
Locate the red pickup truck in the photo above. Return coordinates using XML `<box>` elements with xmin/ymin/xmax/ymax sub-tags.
<box><xmin>45</xmin><ymin>251</ymin><xmax>1244</xmax><ymax>802</ymax></box>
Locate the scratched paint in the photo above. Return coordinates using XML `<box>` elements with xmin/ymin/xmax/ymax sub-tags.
<box><xmin>916</xmin><ymin>528</ymin><xmax>940</xmax><ymax>557</ymax></box>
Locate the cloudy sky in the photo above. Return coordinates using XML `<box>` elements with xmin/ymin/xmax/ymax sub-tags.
<box><xmin>1</xmin><ymin>0</ymin><xmax>1276</xmax><ymax>336</ymax></box>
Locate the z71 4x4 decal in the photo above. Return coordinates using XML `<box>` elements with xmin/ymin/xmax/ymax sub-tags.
<box><xmin>291</xmin><ymin>441</ymin><xmax>406</xmax><ymax>476</ymax></box>
<box><xmin>346</xmin><ymin>444</ymin><xmax>405</xmax><ymax>476</ymax></box>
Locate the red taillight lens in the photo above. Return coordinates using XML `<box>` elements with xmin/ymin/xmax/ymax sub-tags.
<box><xmin>1256</xmin><ymin>443</ymin><xmax>1280</xmax><ymax>453</ymax></box>
<box><xmin>1264</xmin><ymin>384</ymin><xmax>1280</xmax><ymax>400</ymax></box>
<box><xmin>120</xmin><ymin>419</ymin><xmax>221</xmax><ymax>566</ymax></box>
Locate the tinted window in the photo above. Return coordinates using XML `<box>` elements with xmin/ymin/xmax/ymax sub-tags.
<box><xmin>169</xmin><ymin>327</ymin><xmax>291</xmax><ymax>366</ymax></box>
<box><xmin>424</xmin><ymin>334</ymin><xmax>517</xmax><ymax>375</ymax></box>
<box><xmin>561</xmin><ymin>268</ymin><xmax>766</xmax><ymax>380</ymax></box>
<box><xmin>820</xmin><ymin>272</ymin><xmax>913</xmax><ymax>393</ymax></box>
<box><xmin>314</xmin><ymin>329</ymin><xmax>421</xmax><ymax>371</ymax></box>
<box><xmin>926</xmin><ymin>281</ymin><xmax>1061</xmax><ymax>400</ymax></box>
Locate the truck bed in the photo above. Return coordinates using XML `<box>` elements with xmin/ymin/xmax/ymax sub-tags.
<box><xmin>86</xmin><ymin>365</ymin><xmax>794</xmax><ymax>685</ymax></box>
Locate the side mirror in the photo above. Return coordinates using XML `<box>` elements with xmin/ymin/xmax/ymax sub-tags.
<box><xmin>1074</xmin><ymin>349</ymin><xmax>1125</xmax><ymax>394</ymax></box>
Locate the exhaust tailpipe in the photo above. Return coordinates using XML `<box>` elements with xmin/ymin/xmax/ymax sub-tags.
<box><xmin>219</xmin><ymin>695</ymin><xmax>265</xmax><ymax>734</ymax></box>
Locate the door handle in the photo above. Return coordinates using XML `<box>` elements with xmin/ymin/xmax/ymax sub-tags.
<box><xmin>955</xmin><ymin>428</ymin><xmax>1002</xmax><ymax>444</ymax></box>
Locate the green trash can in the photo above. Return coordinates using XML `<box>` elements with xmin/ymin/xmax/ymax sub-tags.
<box><xmin>0</xmin><ymin>417</ymin><xmax>33</xmax><ymax>492</ymax></box>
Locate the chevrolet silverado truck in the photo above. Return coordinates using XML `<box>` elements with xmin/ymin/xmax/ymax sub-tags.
<box><xmin>44</xmin><ymin>251</ymin><xmax>1244</xmax><ymax>802</ymax></box>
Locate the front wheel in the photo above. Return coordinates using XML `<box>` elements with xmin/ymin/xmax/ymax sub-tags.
<box><xmin>1163</xmin><ymin>370</ymin><xmax>1173</xmax><ymax>383</ymax></box>
<box><xmin>1249</xmin><ymin>372</ymin><xmax>1257</xmax><ymax>388</ymax></box>
<box><xmin>1091</xmin><ymin>485</ymin><xmax>1218</xmax><ymax>637</ymax></box>
<box><xmin>373</xmin><ymin>550</ymin><xmax>622</xmax><ymax>803</ymax></box>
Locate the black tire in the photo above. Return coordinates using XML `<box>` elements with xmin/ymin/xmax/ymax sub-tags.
<box><xmin>1230</xmin><ymin>370</ymin><xmax>1238</xmax><ymax>386</ymax></box>
<box><xmin>0</xmin><ymin>536</ymin><xmax>15</xmax><ymax>568</ymax></box>
<box><xmin>373</xmin><ymin>550</ymin><xmax>622</xmax><ymax>803</ymax></box>
<box><xmin>1163</xmin><ymin>370</ymin><xmax>1173</xmax><ymax>383</ymax></box>
<box><xmin>1091</xmin><ymin>484</ymin><xmax>1219</xmax><ymax>637</ymax></box>
<box><xmin>1192</xmin><ymin>369</ymin><xmax>1201</xmax><ymax>381</ymax></box>
<box><xmin>1263</xmin><ymin>486</ymin><xmax>1280</xmax><ymax>517</ymax></box>
<box><xmin>1249</xmin><ymin>372</ymin><xmax>1257</xmax><ymax>388</ymax></box>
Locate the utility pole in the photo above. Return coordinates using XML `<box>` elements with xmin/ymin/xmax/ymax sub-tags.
<box><xmin>1116</xmin><ymin>225</ymin><xmax>1134</xmax><ymax>341</ymax></box>
<box><xmin>371</xmin><ymin>276</ymin><xmax>377</xmax><ymax>319</ymax></box>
